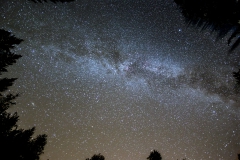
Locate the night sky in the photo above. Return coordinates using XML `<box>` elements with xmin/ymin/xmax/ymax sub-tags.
<box><xmin>1</xmin><ymin>0</ymin><xmax>240</xmax><ymax>159</ymax></box>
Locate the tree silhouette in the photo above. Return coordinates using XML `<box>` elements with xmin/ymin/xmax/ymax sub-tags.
<box><xmin>0</xmin><ymin>29</ymin><xmax>47</xmax><ymax>160</ymax></box>
<box><xmin>174</xmin><ymin>0</ymin><xmax>240</xmax><ymax>86</ymax></box>
<box><xmin>233</xmin><ymin>69</ymin><xmax>240</xmax><ymax>85</ymax></box>
<box><xmin>147</xmin><ymin>150</ymin><xmax>162</xmax><ymax>160</ymax></box>
<box><xmin>174</xmin><ymin>0</ymin><xmax>240</xmax><ymax>51</ymax></box>
<box><xmin>86</xmin><ymin>153</ymin><xmax>105</xmax><ymax>160</ymax></box>
<box><xmin>29</xmin><ymin>0</ymin><xmax>74</xmax><ymax>3</ymax></box>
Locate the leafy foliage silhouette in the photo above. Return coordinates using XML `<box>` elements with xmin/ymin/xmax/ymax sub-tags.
<box><xmin>0</xmin><ymin>29</ymin><xmax>47</xmax><ymax>160</ymax></box>
<box><xmin>147</xmin><ymin>150</ymin><xmax>162</xmax><ymax>160</ymax></box>
<box><xmin>86</xmin><ymin>153</ymin><xmax>105</xmax><ymax>160</ymax></box>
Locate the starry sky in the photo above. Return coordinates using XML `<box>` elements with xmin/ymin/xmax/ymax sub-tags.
<box><xmin>1</xmin><ymin>0</ymin><xmax>240</xmax><ymax>160</ymax></box>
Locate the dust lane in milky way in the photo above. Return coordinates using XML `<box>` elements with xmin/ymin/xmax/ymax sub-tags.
<box><xmin>1</xmin><ymin>0</ymin><xmax>240</xmax><ymax>160</ymax></box>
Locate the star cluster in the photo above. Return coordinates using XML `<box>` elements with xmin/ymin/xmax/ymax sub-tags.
<box><xmin>1</xmin><ymin>0</ymin><xmax>240</xmax><ymax>159</ymax></box>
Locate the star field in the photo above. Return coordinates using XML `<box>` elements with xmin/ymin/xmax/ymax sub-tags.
<box><xmin>1</xmin><ymin>0</ymin><xmax>240</xmax><ymax>159</ymax></box>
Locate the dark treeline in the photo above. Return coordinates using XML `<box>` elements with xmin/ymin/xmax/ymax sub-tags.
<box><xmin>0</xmin><ymin>29</ymin><xmax>47</xmax><ymax>160</ymax></box>
<box><xmin>0</xmin><ymin>0</ymin><xmax>73</xmax><ymax>158</ymax></box>
<box><xmin>86</xmin><ymin>151</ymin><xmax>240</xmax><ymax>160</ymax></box>
<box><xmin>86</xmin><ymin>150</ymin><xmax>165</xmax><ymax>160</ymax></box>
<box><xmin>0</xmin><ymin>0</ymin><xmax>79</xmax><ymax>159</ymax></box>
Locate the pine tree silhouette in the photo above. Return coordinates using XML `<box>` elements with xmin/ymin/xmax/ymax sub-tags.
<box><xmin>0</xmin><ymin>29</ymin><xmax>47</xmax><ymax>160</ymax></box>
<box><xmin>147</xmin><ymin>150</ymin><xmax>162</xmax><ymax>160</ymax></box>
<box><xmin>174</xmin><ymin>0</ymin><xmax>240</xmax><ymax>51</ymax></box>
<box><xmin>86</xmin><ymin>153</ymin><xmax>105</xmax><ymax>160</ymax></box>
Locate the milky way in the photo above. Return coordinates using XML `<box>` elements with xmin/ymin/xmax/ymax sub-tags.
<box><xmin>1</xmin><ymin>0</ymin><xmax>240</xmax><ymax>159</ymax></box>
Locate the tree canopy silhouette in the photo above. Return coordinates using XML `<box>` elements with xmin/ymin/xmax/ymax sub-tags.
<box><xmin>147</xmin><ymin>150</ymin><xmax>162</xmax><ymax>160</ymax></box>
<box><xmin>174</xmin><ymin>0</ymin><xmax>240</xmax><ymax>85</ymax></box>
<box><xmin>174</xmin><ymin>0</ymin><xmax>240</xmax><ymax>51</ymax></box>
<box><xmin>86</xmin><ymin>153</ymin><xmax>105</xmax><ymax>160</ymax></box>
<box><xmin>0</xmin><ymin>29</ymin><xmax>47</xmax><ymax>160</ymax></box>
